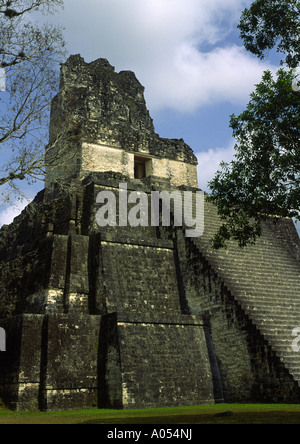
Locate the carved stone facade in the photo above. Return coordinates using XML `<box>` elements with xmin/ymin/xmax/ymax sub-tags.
<box><xmin>46</xmin><ymin>55</ymin><xmax>198</xmax><ymax>189</ymax></box>
<box><xmin>0</xmin><ymin>56</ymin><xmax>300</xmax><ymax>411</ymax></box>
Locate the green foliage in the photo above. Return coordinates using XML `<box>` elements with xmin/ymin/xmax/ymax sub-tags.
<box><xmin>209</xmin><ymin>69</ymin><xmax>300</xmax><ymax>248</ymax></box>
<box><xmin>209</xmin><ymin>0</ymin><xmax>300</xmax><ymax>248</ymax></box>
<box><xmin>1</xmin><ymin>404</ymin><xmax>300</xmax><ymax>424</ymax></box>
<box><xmin>239</xmin><ymin>0</ymin><xmax>300</xmax><ymax>68</ymax></box>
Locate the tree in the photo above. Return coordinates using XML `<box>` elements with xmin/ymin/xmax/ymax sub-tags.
<box><xmin>0</xmin><ymin>0</ymin><xmax>66</xmax><ymax>202</ymax></box>
<box><xmin>208</xmin><ymin>0</ymin><xmax>300</xmax><ymax>248</ymax></box>
<box><xmin>209</xmin><ymin>69</ymin><xmax>300</xmax><ymax>248</ymax></box>
<box><xmin>238</xmin><ymin>0</ymin><xmax>300</xmax><ymax>68</ymax></box>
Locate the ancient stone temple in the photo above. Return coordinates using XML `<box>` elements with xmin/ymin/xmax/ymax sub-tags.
<box><xmin>0</xmin><ymin>55</ymin><xmax>300</xmax><ymax>411</ymax></box>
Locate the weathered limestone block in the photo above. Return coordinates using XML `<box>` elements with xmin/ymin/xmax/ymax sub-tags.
<box><xmin>98</xmin><ymin>313</ymin><xmax>215</xmax><ymax>409</ymax></box>
<box><xmin>98</xmin><ymin>239</ymin><xmax>181</xmax><ymax>315</ymax></box>
<box><xmin>0</xmin><ymin>315</ymin><xmax>44</xmax><ymax>411</ymax></box>
<box><xmin>39</xmin><ymin>314</ymin><xmax>101</xmax><ymax>411</ymax></box>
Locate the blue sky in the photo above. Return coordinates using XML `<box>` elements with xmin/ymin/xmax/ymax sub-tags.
<box><xmin>0</xmin><ymin>0</ymin><xmax>288</xmax><ymax>226</ymax></box>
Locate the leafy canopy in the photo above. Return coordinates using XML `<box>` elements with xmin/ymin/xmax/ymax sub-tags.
<box><xmin>238</xmin><ymin>0</ymin><xmax>300</xmax><ymax>68</ymax></box>
<box><xmin>209</xmin><ymin>69</ymin><xmax>300</xmax><ymax>248</ymax></box>
<box><xmin>208</xmin><ymin>0</ymin><xmax>300</xmax><ymax>248</ymax></box>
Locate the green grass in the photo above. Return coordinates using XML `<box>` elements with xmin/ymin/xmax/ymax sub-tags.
<box><xmin>0</xmin><ymin>404</ymin><xmax>300</xmax><ymax>424</ymax></box>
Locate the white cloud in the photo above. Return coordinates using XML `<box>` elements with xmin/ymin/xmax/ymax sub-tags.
<box><xmin>148</xmin><ymin>44</ymin><xmax>274</xmax><ymax>111</ymax></box>
<box><xmin>51</xmin><ymin>0</ymin><xmax>275</xmax><ymax>112</ymax></box>
<box><xmin>0</xmin><ymin>200</ymin><xmax>31</xmax><ymax>227</ymax></box>
<box><xmin>196</xmin><ymin>141</ymin><xmax>235</xmax><ymax>192</ymax></box>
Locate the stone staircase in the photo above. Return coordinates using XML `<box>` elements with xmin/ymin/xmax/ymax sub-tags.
<box><xmin>178</xmin><ymin>190</ymin><xmax>300</xmax><ymax>386</ymax></box>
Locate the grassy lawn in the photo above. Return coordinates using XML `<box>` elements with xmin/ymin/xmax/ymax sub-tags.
<box><xmin>0</xmin><ymin>403</ymin><xmax>300</xmax><ymax>424</ymax></box>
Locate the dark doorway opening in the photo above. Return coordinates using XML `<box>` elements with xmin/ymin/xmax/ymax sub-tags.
<box><xmin>134</xmin><ymin>156</ymin><xmax>152</xmax><ymax>179</ymax></box>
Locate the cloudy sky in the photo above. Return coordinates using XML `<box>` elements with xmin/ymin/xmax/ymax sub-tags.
<box><xmin>0</xmin><ymin>0</ymin><xmax>281</xmax><ymax>226</ymax></box>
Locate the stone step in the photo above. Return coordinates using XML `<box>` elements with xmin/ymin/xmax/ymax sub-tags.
<box><xmin>240</xmin><ymin>294</ymin><xmax>300</xmax><ymax>304</ymax></box>
<box><xmin>254</xmin><ymin>315</ymin><xmax>300</xmax><ymax>323</ymax></box>
<box><xmin>243</xmin><ymin>302</ymin><xmax>300</xmax><ymax>312</ymax></box>
<box><xmin>209</xmin><ymin>256</ymin><xmax>300</xmax><ymax>269</ymax></box>
<box><xmin>259</xmin><ymin>332</ymin><xmax>299</xmax><ymax>346</ymax></box>
<box><xmin>233</xmin><ymin>285</ymin><xmax>300</xmax><ymax>296</ymax></box>
<box><xmin>263</xmin><ymin>334</ymin><xmax>300</xmax><ymax>344</ymax></box>
<box><xmin>255</xmin><ymin>322</ymin><xmax>300</xmax><ymax>332</ymax></box>
<box><xmin>211</xmin><ymin>268</ymin><xmax>300</xmax><ymax>278</ymax></box>
<box><xmin>180</xmin><ymin>198</ymin><xmax>300</xmax><ymax>387</ymax></box>
<box><xmin>223</xmin><ymin>281</ymin><xmax>299</xmax><ymax>294</ymax></box>
<box><xmin>213</xmin><ymin>259</ymin><xmax>300</xmax><ymax>271</ymax></box>
<box><xmin>204</xmin><ymin>256</ymin><xmax>300</xmax><ymax>273</ymax></box>
<box><xmin>208</xmin><ymin>260</ymin><xmax>300</xmax><ymax>273</ymax></box>
<box><xmin>280</xmin><ymin>356</ymin><xmax>300</xmax><ymax>366</ymax></box>
<box><xmin>241</xmin><ymin>298</ymin><xmax>300</xmax><ymax>308</ymax></box>
<box><xmin>244</xmin><ymin>313</ymin><xmax>300</xmax><ymax>326</ymax></box>
<box><xmin>228</xmin><ymin>293</ymin><xmax>300</xmax><ymax>308</ymax></box>
<box><xmin>204</xmin><ymin>253</ymin><xmax>299</xmax><ymax>270</ymax></box>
